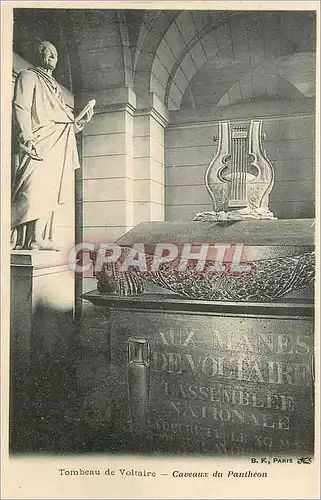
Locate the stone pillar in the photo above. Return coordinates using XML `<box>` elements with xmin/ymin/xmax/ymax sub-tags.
<box><xmin>78</xmin><ymin>88</ymin><xmax>136</xmax><ymax>295</ymax></box>
<box><xmin>133</xmin><ymin>93</ymin><xmax>168</xmax><ymax>225</ymax></box>
<box><xmin>78</xmin><ymin>89</ymin><xmax>168</xmax><ymax>297</ymax></box>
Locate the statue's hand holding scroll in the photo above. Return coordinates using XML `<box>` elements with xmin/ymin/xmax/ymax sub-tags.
<box><xmin>74</xmin><ymin>99</ymin><xmax>95</xmax><ymax>132</ymax></box>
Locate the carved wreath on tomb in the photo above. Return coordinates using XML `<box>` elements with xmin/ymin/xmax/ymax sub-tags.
<box><xmin>92</xmin><ymin>248</ymin><xmax>314</xmax><ymax>301</ymax></box>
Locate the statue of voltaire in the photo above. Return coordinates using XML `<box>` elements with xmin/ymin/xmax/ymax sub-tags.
<box><xmin>11</xmin><ymin>40</ymin><xmax>94</xmax><ymax>250</ymax></box>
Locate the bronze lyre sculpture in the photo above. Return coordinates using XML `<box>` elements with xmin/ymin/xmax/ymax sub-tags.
<box><xmin>194</xmin><ymin>120</ymin><xmax>276</xmax><ymax>221</ymax></box>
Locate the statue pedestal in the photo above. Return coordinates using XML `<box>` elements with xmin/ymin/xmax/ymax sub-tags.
<box><xmin>10</xmin><ymin>251</ymin><xmax>75</xmax><ymax>451</ymax></box>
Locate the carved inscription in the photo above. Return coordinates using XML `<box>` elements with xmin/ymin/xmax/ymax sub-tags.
<box><xmin>154</xmin><ymin>328</ymin><xmax>311</xmax><ymax>355</ymax></box>
<box><xmin>110</xmin><ymin>310</ymin><xmax>313</xmax><ymax>455</ymax></box>
<box><xmin>147</xmin><ymin>322</ymin><xmax>313</xmax><ymax>455</ymax></box>
<box><xmin>151</xmin><ymin>352</ymin><xmax>311</xmax><ymax>386</ymax></box>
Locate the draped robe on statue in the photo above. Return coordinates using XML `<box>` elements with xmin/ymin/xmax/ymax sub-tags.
<box><xmin>11</xmin><ymin>67</ymin><xmax>80</xmax><ymax>231</ymax></box>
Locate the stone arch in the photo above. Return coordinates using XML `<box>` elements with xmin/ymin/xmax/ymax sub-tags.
<box><xmin>216</xmin><ymin>53</ymin><xmax>315</xmax><ymax>106</ymax></box>
<box><xmin>217</xmin><ymin>74</ymin><xmax>305</xmax><ymax>106</ymax></box>
<box><xmin>132</xmin><ymin>10</ymin><xmax>179</xmax><ymax>96</ymax></box>
<box><xmin>116</xmin><ymin>10</ymin><xmax>134</xmax><ymax>87</ymax></box>
<box><xmin>151</xmin><ymin>10</ymin><xmax>229</xmax><ymax>108</ymax></box>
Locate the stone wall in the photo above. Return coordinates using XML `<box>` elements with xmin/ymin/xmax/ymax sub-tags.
<box><xmin>165</xmin><ymin>99</ymin><xmax>315</xmax><ymax>221</ymax></box>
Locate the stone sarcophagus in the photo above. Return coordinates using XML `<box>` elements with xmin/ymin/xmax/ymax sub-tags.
<box><xmin>91</xmin><ymin>219</ymin><xmax>314</xmax><ymax>302</ymax></box>
<box><xmin>83</xmin><ymin>219</ymin><xmax>315</xmax><ymax>457</ymax></box>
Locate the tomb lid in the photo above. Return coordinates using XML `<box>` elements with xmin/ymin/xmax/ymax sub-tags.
<box><xmin>116</xmin><ymin>219</ymin><xmax>314</xmax><ymax>247</ymax></box>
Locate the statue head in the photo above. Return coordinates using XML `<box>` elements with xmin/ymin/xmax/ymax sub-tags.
<box><xmin>36</xmin><ymin>40</ymin><xmax>58</xmax><ymax>71</ymax></box>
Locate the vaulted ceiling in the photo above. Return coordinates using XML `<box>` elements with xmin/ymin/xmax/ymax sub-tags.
<box><xmin>13</xmin><ymin>8</ymin><xmax>316</xmax><ymax>111</ymax></box>
<box><xmin>145</xmin><ymin>10</ymin><xmax>316</xmax><ymax>110</ymax></box>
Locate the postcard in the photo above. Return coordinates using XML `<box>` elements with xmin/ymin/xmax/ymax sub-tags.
<box><xmin>1</xmin><ymin>1</ymin><xmax>320</xmax><ymax>498</ymax></box>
